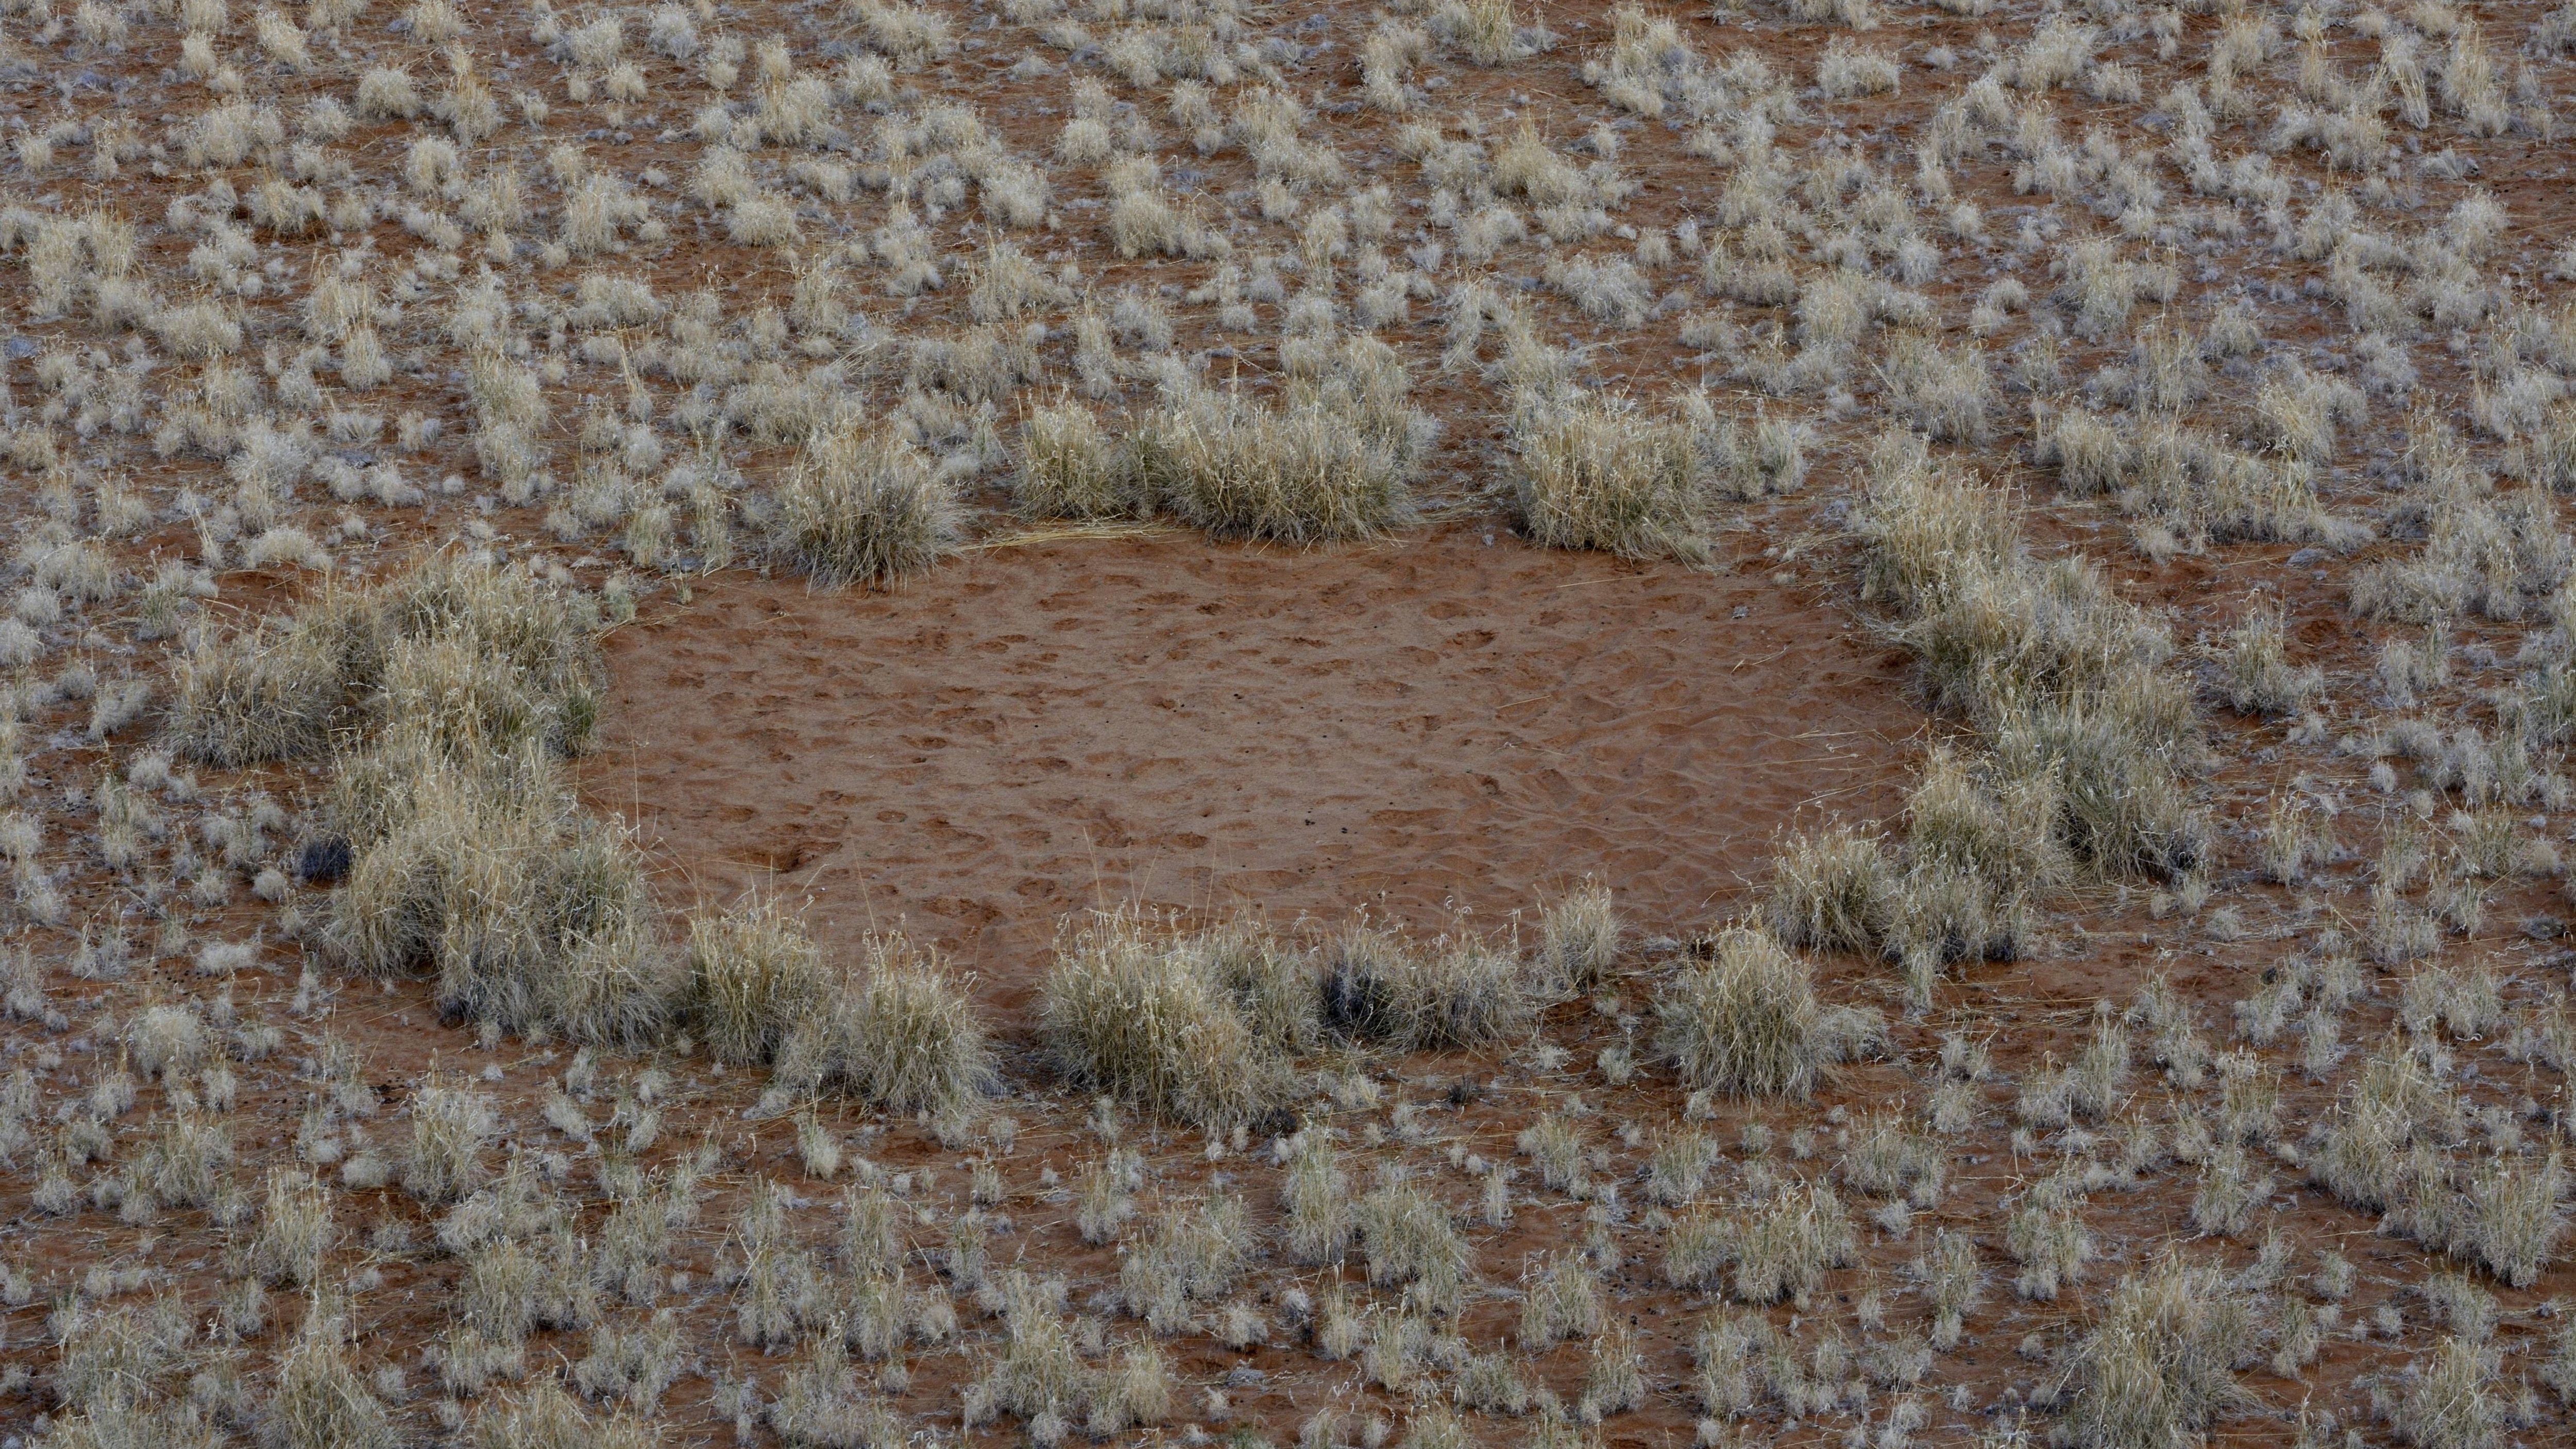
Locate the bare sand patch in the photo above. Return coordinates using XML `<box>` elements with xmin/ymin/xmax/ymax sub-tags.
<box><xmin>588</xmin><ymin>525</ymin><xmax>1919</xmax><ymax>1014</ymax></box>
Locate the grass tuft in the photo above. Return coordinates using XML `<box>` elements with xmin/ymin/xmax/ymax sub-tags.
<box><xmin>686</xmin><ymin>894</ymin><xmax>826</xmax><ymax>1066</ymax></box>
<box><xmin>2060</xmin><ymin>1257</ymin><xmax>2258</xmax><ymax>1449</ymax></box>
<box><xmin>1320</xmin><ymin>919</ymin><xmax>1542</xmax><ymax>1049</ymax></box>
<box><xmin>774</xmin><ymin>930</ymin><xmax>998</xmax><ymax>1117</ymax></box>
<box><xmin>1131</xmin><ymin>380</ymin><xmax>1417</xmax><ymax>543</ymax></box>
<box><xmin>1015</xmin><ymin>399</ymin><xmax>1132</xmax><ymax>520</ymax></box>
<box><xmin>1655</xmin><ymin>927</ymin><xmax>1882</xmax><ymax>1098</ymax></box>
<box><xmin>766</xmin><ymin>419</ymin><xmax>959</xmax><ymax>588</ymax></box>
<box><xmin>1040</xmin><ymin>911</ymin><xmax>1297</xmax><ymax>1128</ymax></box>
<box><xmin>1537</xmin><ymin>878</ymin><xmax>1622</xmax><ymax>994</ymax></box>
<box><xmin>1509</xmin><ymin>390</ymin><xmax>1710</xmax><ymax>561</ymax></box>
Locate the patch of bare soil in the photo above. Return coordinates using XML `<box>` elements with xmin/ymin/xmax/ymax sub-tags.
<box><xmin>589</xmin><ymin>524</ymin><xmax>1918</xmax><ymax>1007</ymax></box>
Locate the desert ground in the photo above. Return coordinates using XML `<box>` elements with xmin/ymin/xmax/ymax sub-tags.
<box><xmin>6</xmin><ymin>0</ymin><xmax>2576</xmax><ymax>1446</ymax></box>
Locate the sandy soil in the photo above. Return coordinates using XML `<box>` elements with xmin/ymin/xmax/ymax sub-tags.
<box><xmin>588</xmin><ymin>522</ymin><xmax>1920</xmax><ymax>1009</ymax></box>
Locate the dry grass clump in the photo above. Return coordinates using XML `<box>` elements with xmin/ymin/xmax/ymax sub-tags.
<box><xmin>2389</xmin><ymin>1334</ymin><xmax>2505</xmax><ymax>1449</ymax></box>
<box><xmin>476</xmin><ymin>1380</ymin><xmax>660</xmax><ymax>1449</ymax></box>
<box><xmin>248</xmin><ymin>1166</ymin><xmax>338</xmax><ymax>1288</ymax></box>
<box><xmin>1765</xmin><ymin>821</ymin><xmax>1892</xmax><ymax>956</ymax></box>
<box><xmin>1856</xmin><ymin>436</ymin><xmax>2206</xmax><ymax>878</ymax></box>
<box><xmin>964</xmin><ymin>1271</ymin><xmax>1091</xmax><ymax>1436</ymax></box>
<box><xmin>1124</xmin><ymin>341</ymin><xmax>1430</xmax><ymax>542</ymax></box>
<box><xmin>772</xmin><ymin>931</ymin><xmax>997</xmax><ymax>1117</ymax></box>
<box><xmin>165</xmin><ymin>549</ymin><xmax>603</xmax><ymax>768</ymax></box>
<box><xmin>765</xmin><ymin>419</ymin><xmax>960</xmax><ymax>587</ymax></box>
<box><xmin>2352</xmin><ymin>451</ymin><xmax>2569</xmax><ymax>626</ymax></box>
<box><xmin>1319</xmin><ymin>918</ymin><xmax>1544</xmax><ymax>1049</ymax></box>
<box><xmin>1193</xmin><ymin>914</ymin><xmax>1327</xmax><ymax>1054</ymax></box>
<box><xmin>1141</xmin><ymin>388</ymin><xmax>1411</xmax><ymax>541</ymax></box>
<box><xmin>1353</xmin><ymin>1174</ymin><xmax>1472</xmax><ymax>1306</ymax></box>
<box><xmin>2366</xmin><ymin>1143</ymin><xmax>2573</xmax><ymax>1289</ymax></box>
<box><xmin>685</xmin><ymin>894</ymin><xmax>825</xmax><ymax>1066</ymax></box>
<box><xmin>1015</xmin><ymin>399</ymin><xmax>1133</xmax><ymax>520</ymax></box>
<box><xmin>1118</xmin><ymin>1190</ymin><xmax>1251</xmax><ymax>1331</ymax></box>
<box><xmin>1281</xmin><ymin>1130</ymin><xmax>1350</xmax><ymax>1264</ymax></box>
<box><xmin>2059</xmin><ymin>1257</ymin><xmax>2257</xmax><ymax>1449</ymax></box>
<box><xmin>329</xmin><ymin>740</ymin><xmax>675</xmax><ymax>1043</ymax></box>
<box><xmin>1669</xmin><ymin>1178</ymin><xmax>1860</xmax><ymax>1307</ymax></box>
<box><xmin>267</xmin><ymin>554</ymin><xmax>668</xmax><ymax>1043</ymax></box>
<box><xmin>1536</xmin><ymin>879</ymin><xmax>1622</xmax><ymax>994</ymax></box>
<box><xmin>1654</xmin><ymin>927</ymin><xmax>1881</xmax><ymax>1098</ymax></box>
<box><xmin>1040</xmin><ymin>910</ymin><xmax>1305</xmax><ymax>1127</ymax></box>
<box><xmin>270</xmin><ymin>1300</ymin><xmax>400</xmax><ymax>1449</ymax></box>
<box><xmin>1509</xmin><ymin>390</ymin><xmax>1710</xmax><ymax>561</ymax></box>
<box><xmin>1768</xmin><ymin>740</ymin><xmax>2063</xmax><ymax>990</ymax></box>
<box><xmin>2039</xmin><ymin>404</ymin><xmax>2343</xmax><ymax>546</ymax></box>
<box><xmin>404</xmin><ymin>1069</ymin><xmax>496</xmax><ymax>1204</ymax></box>
<box><xmin>1727</xmin><ymin>1179</ymin><xmax>1859</xmax><ymax>1307</ymax></box>
<box><xmin>2221</xmin><ymin>599</ymin><xmax>2324</xmax><ymax>715</ymax></box>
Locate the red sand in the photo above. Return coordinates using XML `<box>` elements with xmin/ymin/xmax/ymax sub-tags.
<box><xmin>587</xmin><ymin>524</ymin><xmax>1920</xmax><ymax>1012</ymax></box>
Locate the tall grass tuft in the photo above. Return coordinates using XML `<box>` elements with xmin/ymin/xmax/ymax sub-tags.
<box><xmin>766</xmin><ymin>419</ymin><xmax>959</xmax><ymax>587</ymax></box>
<box><xmin>1655</xmin><ymin>927</ymin><xmax>1882</xmax><ymax>1098</ymax></box>
<box><xmin>2059</xmin><ymin>1256</ymin><xmax>2256</xmax><ymax>1449</ymax></box>
<box><xmin>1537</xmin><ymin>879</ymin><xmax>1622</xmax><ymax>994</ymax></box>
<box><xmin>331</xmin><ymin>738</ymin><xmax>676</xmax><ymax>1043</ymax></box>
<box><xmin>1854</xmin><ymin>434</ymin><xmax>2206</xmax><ymax>878</ymax></box>
<box><xmin>1131</xmin><ymin>383</ymin><xmax>1413</xmax><ymax>542</ymax></box>
<box><xmin>1040</xmin><ymin>911</ymin><xmax>1298</xmax><ymax>1127</ymax></box>
<box><xmin>1016</xmin><ymin>399</ymin><xmax>1132</xmax><ymax>520</ymax></box>
<box><xmin>271</xmin><ymin>1298</ymin><xmax>400</xmax><ymax>1449</ymax></box>
<box><xmin>686</xmin><ymin>893</ymin><xmax>826</xmax><ymax>1066</ymax></box>
<box><xmin>166</xmin><ymin>549</ymin><xmax>604</xmax><ymax>768</ymax></box>
<box><xmin>1509</xmin><ymin>391</ymin><xmax>1710</xmax><ymax>561</ymax></box>
<box><xmin>1320</xmin><ymin>918</ymin><xmax>1543</xmax><ymax>1049</ymax></box>
<box><xmin>774</xmin><ymin>930</ymin><xmax>997</xmax><ymax>1117</ymax></box>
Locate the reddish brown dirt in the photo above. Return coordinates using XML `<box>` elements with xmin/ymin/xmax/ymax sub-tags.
<box><xmin>586</xmin><ymin>523</ymin><xmax>1920</xmax><ymax>1012</ymax></box>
